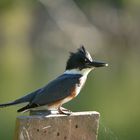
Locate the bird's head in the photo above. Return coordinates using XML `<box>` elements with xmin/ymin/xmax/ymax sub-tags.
<box><xmin>65</xmin><ymin>46</ymin><xmax>108</xmax><ymax>75</ymax></box>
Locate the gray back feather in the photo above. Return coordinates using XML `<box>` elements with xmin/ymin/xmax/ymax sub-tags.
<box><xmin>31</xmin><ymin>74</ymin><xmax>82</xmax><ymax>105</ymax></box>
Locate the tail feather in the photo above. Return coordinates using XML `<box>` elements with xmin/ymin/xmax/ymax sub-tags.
<box><xmin>0</xmin><ymin>101</ymin><xmax>19</xmax><ymax>108</ymax></box>
<box><xmin>17</xmin><ymin>104</ymin><xmax>30</xmax><ymax>112</ymax></box>
<box><xmin>17</xmin><ymin>103</ymin><xmax>38</xmax><ymax>112</ymax></box>
<box><xmin>0</xmin><ymin>88</ymin><xmax>39</xmax><ymax>108</ymax></box>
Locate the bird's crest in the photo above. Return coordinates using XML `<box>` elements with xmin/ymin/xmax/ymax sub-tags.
<box><xmin>70</xmin><ymin>45</ymin><xmax>88</xmax><ymax>57</ymax></box>
<box><xmin>78</xmin><ymin>45</ymin><xmax>86</xmax><ymax>55</ymax></box>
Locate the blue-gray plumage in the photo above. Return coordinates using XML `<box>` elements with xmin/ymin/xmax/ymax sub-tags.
<box><xmin>17</xmin><ymin>74</ymin><xmax>82</xmax><ymax>112</ymax></box>
<box><xmin>32</xmin><ymin>74</ymin><xmax>82</xmax><ymax>104</ymax></box>
<box><xmin>0</xmin><ymin>46</ymin><xmax>108</xmax><ymax>114</ymax></box>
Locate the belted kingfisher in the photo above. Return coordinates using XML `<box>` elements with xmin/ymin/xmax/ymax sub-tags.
<box><xmin>0</xmin><ymin>46</ymin><xmax>108</xmax><ymax>115</ymax></box>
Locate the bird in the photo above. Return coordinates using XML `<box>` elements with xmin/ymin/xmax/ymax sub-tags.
<box><xmin>0</xmin><ymin>46</ymin><xmax>108</xmax><ymax>115</ymax></box>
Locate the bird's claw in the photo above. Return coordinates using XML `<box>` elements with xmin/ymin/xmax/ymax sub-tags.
<box><xmin>58</xmin><ymin>107</ymin><xmax>72</xmax><ymax>115</ymax></box>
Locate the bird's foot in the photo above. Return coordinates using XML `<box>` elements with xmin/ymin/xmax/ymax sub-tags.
<box><xmin>58</xmin><ymin>107</ymin><xmax>72</xmax><ymax>115</ymax></box>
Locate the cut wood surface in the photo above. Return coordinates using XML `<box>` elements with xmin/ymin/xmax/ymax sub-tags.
<box><xmin>14</xmin><ymin>111</ymin><xmax>100</xmax><ymax>140</ymax></box>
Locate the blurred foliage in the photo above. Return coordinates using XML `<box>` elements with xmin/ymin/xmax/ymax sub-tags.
<box><xmin>74</xmin><ymin>0</ymin><xmax>125</xmax><ymax>8</ymax></box>
<box><xmin>0</xmin><ymin>0</ymin><xmax>14</xmax><ymax>12</ymax></box>
<box><xmin>0</xmin><ymin>0</ymin><xmax>140</xmax><ymax>140</ymax></box>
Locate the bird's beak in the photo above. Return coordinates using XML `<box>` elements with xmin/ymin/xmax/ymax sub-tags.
<box><xmin>90</xmin><ymin>61</ymin><xmax>108</xmax><ymax>67</ymax></box>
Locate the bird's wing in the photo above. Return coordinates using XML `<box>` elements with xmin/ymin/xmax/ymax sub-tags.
<box><xmin>31</xmin><ymin>74</ymin><xmax>82</xmax><ymax>106</ymax></box>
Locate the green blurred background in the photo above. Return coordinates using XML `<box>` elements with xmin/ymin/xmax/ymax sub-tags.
<box><xmin>0</xmin><ymin>0</ymin><xmax>140</xmax><ymax>139</ymax></box>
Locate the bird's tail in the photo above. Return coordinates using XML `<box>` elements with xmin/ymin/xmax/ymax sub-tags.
<box><xmin>0</xmin><ymin>97</ymin><xmax>29</xmax><ymax>108</ymax></box>
<box><xmin>0</xmin><ymin>101</ymin><xmax>20</xmax><ymax>108</ymax></box>
<box><xmin>0</xmin><ymin>89</ymin><xmax>39</xmax><ymax>108</ymax></box>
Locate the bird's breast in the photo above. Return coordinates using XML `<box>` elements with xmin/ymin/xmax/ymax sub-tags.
<box><xmin>75</xmin><ymin>75</ymin><xmax>87</xmax><ymax>96</ymax></box>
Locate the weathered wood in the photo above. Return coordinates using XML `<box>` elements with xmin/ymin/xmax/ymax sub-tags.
<box><xmin>14</xmin><ymin>111</ymin><xmax>100</xmax><ymax>140</ymax></box>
